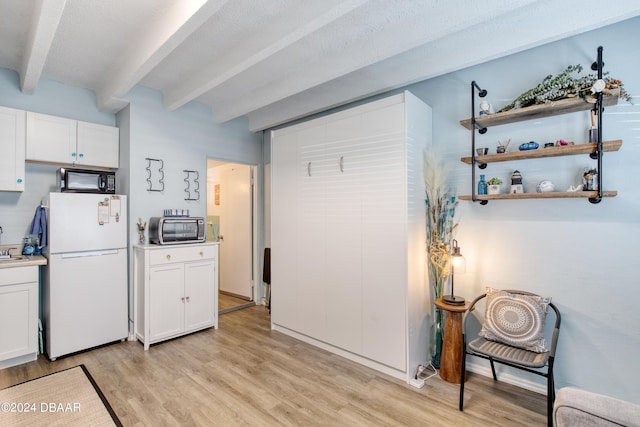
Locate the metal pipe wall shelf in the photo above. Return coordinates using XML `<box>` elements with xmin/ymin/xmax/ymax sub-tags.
<box><xmin>459</xmin><ymin>191</ymin><xmax>617</xmax><ymax>201</ymax></box>
<box><xmin>459</xmin><ymin>88</ymin><xmax>620</xmax><ymax>130</ymax></box>
<box><xmin>460</xmin><ymin>47</ymin><xmax>620</xmax><ymax>205</ymax></box>
<box><xmin>461</xmin><ymin>140</ymin><xmax>622</xmax><ymax>165</ymax></box>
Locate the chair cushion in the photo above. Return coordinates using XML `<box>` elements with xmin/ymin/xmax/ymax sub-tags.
<box><xmin>468</xmin><ymin>337</ymin><xmax>550</xmax><ymax>368</ymax></box>
<box><xmin>479</xmin><ymin>288</ymin><xmax>550</xmax><ymax>353</ymax></box>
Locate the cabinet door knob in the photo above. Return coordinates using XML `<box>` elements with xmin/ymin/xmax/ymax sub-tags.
<box><xmin>307</xmin><ymin>162</ymin><xmax>312</xmax><ymax>176</ymax></box>
<box><xmin>181</xmin><ymin>296</ymin><xmax>185</xmax><ymax>302</ymax></box>
<box><xmin>166</xmin><ymin>254</ymin><xmax>171</xmax><ymax>260</ymax></box>
<box><xmin>79</xmin><ymin>153</ymin><xmax>84</xmax><ymax>158</ymax></box>
<box><xmin>185</xmin><ymin>296</ymin><xmax>190</xmax><ymax>302</ymax></box>
<box><xmin>199</xmin><ymin>251</ymin><xmax>203</xmax><ymax>256</ymax></box>
<box><xmin>72</xmin><ymin>152</ymin><xmax>76</xmax><ymax>157</ymax></box>
<box><xmin>17</xmin><ymin>178</ymin><xmax>23</xmax><ymax>183</ymax></box>
<box><xmin>340</xmin><ymin>156</ymin><xmax>344</xmax><ymax>172</ymax></box>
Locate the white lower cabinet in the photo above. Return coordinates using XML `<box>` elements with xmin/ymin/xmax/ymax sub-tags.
<box><xmin>271</xmin><ymin>91</ymin><xmax>432</xmax><ymax>382</ymax></box>
<box><xmin>0</xmin><ymin>267</ymin><xmax>38</xmax><ymax>368</ymax></box>
<box><xmin>134</xmin><ymin>243</ymin><xmax>218</xmax><ymax>350</ymax></box>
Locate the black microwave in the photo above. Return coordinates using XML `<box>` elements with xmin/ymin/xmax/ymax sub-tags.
<box><xmin>149</xmin><ymin>217</ymin><xmax>206</xmax><ymax>245</ymax></box>
<box><xmin>58</xmin><ymin>168</ymin><xmax>116</xmax><ymax>194</ymax></box>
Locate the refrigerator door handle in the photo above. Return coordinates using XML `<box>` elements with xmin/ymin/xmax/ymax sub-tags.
<box><xmin>60</xmin><ymin>249</ymin><xmax>120</xmax><ymax>259</ymax></box>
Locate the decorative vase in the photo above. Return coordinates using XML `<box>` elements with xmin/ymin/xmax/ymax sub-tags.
<box><xmin>487</xmin><ymin>184</ymin><xmax>500</xmax><ymax>195</ymax></box>
<box><xmin>477</xmin><ymin>174</ymin><xmax>487</xmax><ymax>195</ymax></box>
<box><xmin>427</xmin><ymin>251</ymin><xmax>448</xmax><ymax>369</ymax></box>
<box><xmin>138</xmin><ymin>230</ymin><xmax>145</xmax><ymax>244</ymax></box>
<box><xmin>431</xmin><ymin>306</ymin><xmax>443</xmax><ymax>369</ymax></box>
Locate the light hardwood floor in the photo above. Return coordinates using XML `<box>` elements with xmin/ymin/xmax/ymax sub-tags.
<box><xmin>0</xmin><ymin>306</ymin><xmax>547</xmax><ymax>426</ymax></box>
<box><xmin>219</xmin><ymin>292</ymin><xmax>254</xmax><ymax>313</ymax></box>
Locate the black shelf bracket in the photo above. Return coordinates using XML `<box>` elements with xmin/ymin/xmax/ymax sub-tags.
<box><xmin>589</xmin><ymin>46</ymin><xmax>604</xmax><ymax>204</ymax></box>
<box><xmin>470</xmin><ymin>81</ymin><xmax>488</xmax><ymax>204</ymax></box>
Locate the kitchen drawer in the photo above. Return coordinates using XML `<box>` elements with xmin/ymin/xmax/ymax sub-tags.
<box><xmin>149</xmin><ymin>244</ymin><xmax>216</xmax><ymax>266</ymax></box>
<box><xmin>0</xmin><ymin>266</ymin><xmax>38</xmax><ymax>286</ymax></box>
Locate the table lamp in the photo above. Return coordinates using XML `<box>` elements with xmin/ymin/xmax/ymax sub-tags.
<box><xmin>442</xmin><ymin>239</ymin><xmax>466</xmax><ymax>305</ymax></box>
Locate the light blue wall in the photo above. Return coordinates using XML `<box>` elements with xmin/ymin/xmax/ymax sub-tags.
<box><xmin>118</xmin><ymin>85</ymin><xmax>262</xmax><ymax>248</ymax></box>
<box><xmin>404</xmin><ymin>17</ymin><xmax>639</xmax><ymax>401</ymax></box>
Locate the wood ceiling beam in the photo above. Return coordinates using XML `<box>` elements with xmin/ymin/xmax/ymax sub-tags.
<box><xmin>245</xmin><ymin>2</ymin><xmax>640</xmax><ymax>131</ymax></box>
<box><xmin>20</xmin><ymin>0</ymin><xmax>67</xmax><ymax>95</ymax></box>
<box><xmin>212</xmin><ymin>0</ymin><xmax>539</xmax><ymax>124</ymax></box>
<box><xmin>97</xmin><ymin>0</ymin><xmax>228</xmax><ymax>113</ymax></box>
<box><xmin>162</xmin><ymin>0</ymin><xmax>370</xmax><ymax>113</ymax></box>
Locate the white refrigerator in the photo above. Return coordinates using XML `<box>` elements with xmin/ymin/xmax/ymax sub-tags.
<box><xmin>43</xmin><ymin>192</ymin><xmax>128</xmax><ymax>360</ymax></box>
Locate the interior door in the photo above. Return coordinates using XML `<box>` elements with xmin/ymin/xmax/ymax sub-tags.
<box><xmin>219</xmin><ymin>165</ymin><xmax>253</xmax><ymax>299</ymax></box>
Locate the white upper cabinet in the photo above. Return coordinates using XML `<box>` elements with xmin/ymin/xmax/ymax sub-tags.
<box><xmin>0</xmin><ymin>106</ymin><xmax>26</xmax><ymax>192</ymax></box>
<box><xmin>26</xmin><ymin>112</ymin><xmax>76</xmax><ymax>165</ymax></box>
<box><xmin>76</xmin><ymin>121</ymin><xmax>119</xmax><ymax>168</ymax></box>
<box><xmin>26</xmin><ymin>112</ymin><xmax>119</xmax><ymax>169</ymax></box>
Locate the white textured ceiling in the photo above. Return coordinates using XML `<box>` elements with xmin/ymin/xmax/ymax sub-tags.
<box><xmin>0</xmin><ymin>0</ymin><xmax>639</xmax><ymax>131</ymax></box>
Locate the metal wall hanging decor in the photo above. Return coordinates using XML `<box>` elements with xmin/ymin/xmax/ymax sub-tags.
<box><xmin>183</xmin><ymin>170</ymin><xmax>200</xmax><ymax>201</ymax></box>
<box><xmin>145</xmin><ymin>158</ymin><xmax>164</xmax><ymax>192</ymax></box>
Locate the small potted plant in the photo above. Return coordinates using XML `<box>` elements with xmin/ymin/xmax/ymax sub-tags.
<box><xmin>487</xmin><ymin>177</ymin><xmax>503</xmax><ymax>195</ymax></box>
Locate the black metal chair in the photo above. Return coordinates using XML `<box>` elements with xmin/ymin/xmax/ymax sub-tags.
<box><xmin>459</xmin><ymin>290</ymin><xmax>561</xmax><ymax>427</ymax></box>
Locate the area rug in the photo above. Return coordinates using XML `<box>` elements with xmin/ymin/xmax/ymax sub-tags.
<box><xmin>0</xmin><ymin>364</ymin><xmax>121</xmax><ymax>427</ymax></box>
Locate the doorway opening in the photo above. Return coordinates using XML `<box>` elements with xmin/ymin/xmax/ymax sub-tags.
<box><xmin>207</xmin><ymin>159</ymin><xmax>259</xmax><ymax>314</ymax></box>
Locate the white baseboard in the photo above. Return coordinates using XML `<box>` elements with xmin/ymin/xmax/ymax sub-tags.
<box><xmin>271</xmin><ymin>323</ymin><xmax>407</xmax><ymax>382</ymax></box>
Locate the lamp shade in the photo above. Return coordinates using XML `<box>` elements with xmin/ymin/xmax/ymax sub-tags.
<box><xmin>451</xmin><ymin>247</ymin><xmax>466</xmax><ymax>273</ymax></box>
<box><xmin>442</xmin><ymin>239</ymin><xmax>465</xmax><ymax>306</ymax></box>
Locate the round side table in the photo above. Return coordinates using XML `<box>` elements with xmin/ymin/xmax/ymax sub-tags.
<box><xmin>434</xmin><ymin>298</ymin><xmax>470</xmax><ymax>384</ymax></box>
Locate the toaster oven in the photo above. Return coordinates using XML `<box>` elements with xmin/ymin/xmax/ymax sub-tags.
<box><xmin>148</xmin><ymin>217</ymin><xmax>206</xmax><ymax>245</ymax></box>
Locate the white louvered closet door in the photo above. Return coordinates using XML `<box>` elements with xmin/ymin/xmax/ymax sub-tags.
<box><xmin>270</xmin><ymin>129</ymin><xmax>300</xmax><ymax>329</ymax></box>
<box><xmin>360</xmin><ymin>103</ymin><xmax>408</xmax><ymax>370</ymax></box>
<box><xmin>324</xmin><ymin>114</ymin><xmax>363</xmax><ymax>354</ymax></box>
<box><xmin>271</xmin><ymin>92</ymin><xmax>431</xmax><ymax>382</ymax></box>
<box><xmin>296</xmin><ymin>125</ymin><xmax>329</xmax><ymax>341</ymax></box>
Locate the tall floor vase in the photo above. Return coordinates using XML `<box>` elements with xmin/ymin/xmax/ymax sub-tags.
<box><xmin>431</xmin><ymin>305</ymin><xmax>443</xmax><ymax>368</ymax></box>
<box><xmin>428</xmin><ymin>258</ymin><xmax>448</xmax><ymax>369</ymax></box>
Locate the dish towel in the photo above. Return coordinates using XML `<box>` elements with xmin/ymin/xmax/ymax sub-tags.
<box><xmin>30</xmin><ymin>205</ymin><xmax>47</xmax><ymax>249</ymax></box>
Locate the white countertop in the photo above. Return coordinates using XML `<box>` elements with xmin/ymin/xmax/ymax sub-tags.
<box><xmin>0</xmin><ymin>254</ymin><xmax>47</xmax><ymax>269</ymax></box>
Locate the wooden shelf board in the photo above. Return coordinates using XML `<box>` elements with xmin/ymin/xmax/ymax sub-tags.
<box><xmin>459</xmin><ymin>88</ymin><xmax>620</xmax><ymax>130</ymax></box>
<box><xmin>459</xmin><ymin>191</ymin><xmax>617</xmax><ymax>201</ymax></box>
<box><xmin>461</xmin><ymin>140</ymin><xmax>622</xmax><ymax>165</ymax></box>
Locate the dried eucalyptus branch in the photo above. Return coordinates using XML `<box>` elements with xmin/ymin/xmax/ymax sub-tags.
<box><xmin>498</xmin><ymin>64</ymin><xmax>632</xmax><ymax>113</ymax></box>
